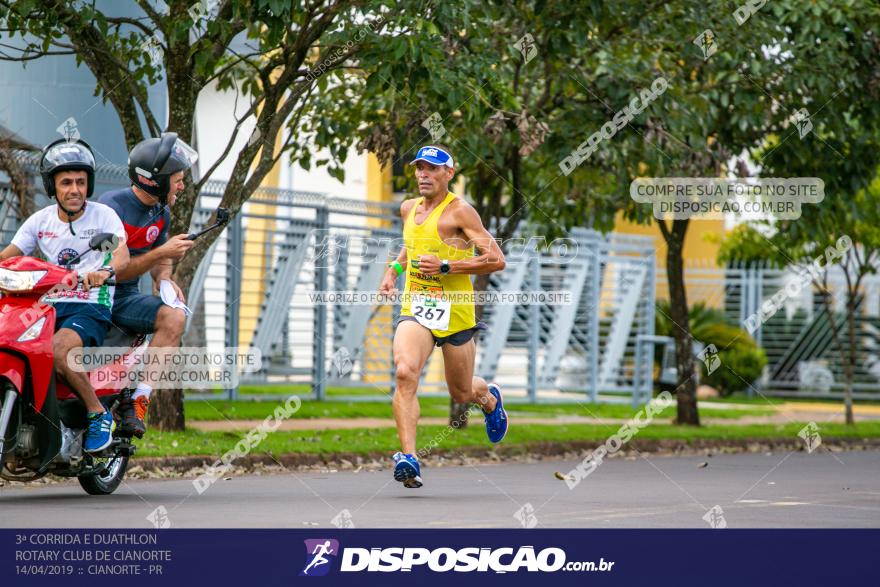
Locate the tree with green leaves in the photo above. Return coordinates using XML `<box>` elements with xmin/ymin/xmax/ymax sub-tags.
<box><xmin>315</xmin><ymin>0</ymin><xmax>880</xmax><ymax>426</ymax></box>
<box><xmin>525</xmin><ymin>1</ymin><xmax>780</xmax><ymax>425</ymax></box>
<box><xmin>556</xmin><ymin>0</ymin><xmax>880</xmax><ymax>424</ymax></box>
<box><xmin>721</xmin><ymin>177</ymin><xmax>880</xmax><ymax>425</ymax></box>
<box><xmin>4</xmin><ymin>0</ymin><xmax>879</xmax><ymax>432</ymax></box>
<box><xmin>718</xmin><ymin>0</ymin><xmax>880</xmax><ymax>424</ymax></box>
<box><xmin>0</xmin><ymin>0</ymin><xmax>439</xmax><ymax>429</ymax></box>
<box><xmin>310</xmin><ymin>1</ymin><xmax>609</xmax><ymax>425</ymax></box>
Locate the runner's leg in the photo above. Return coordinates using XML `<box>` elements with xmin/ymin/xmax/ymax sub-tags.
<box><xmin>392</xmin><ymin>320</ymin><xmax>435</xmax><ymax>454</ymax></box>
<box><xmin>441</xmin><ymin>339</ymin><xmax>497</xmax><ymax>413</ymax></box>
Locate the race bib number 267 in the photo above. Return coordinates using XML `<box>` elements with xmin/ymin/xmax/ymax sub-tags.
<box><xmin>411</xmin><ymin>296</ymin><xmax>451</xmax><ymax>331</ymax></box>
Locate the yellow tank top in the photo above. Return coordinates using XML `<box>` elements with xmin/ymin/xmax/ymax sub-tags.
<box><xmin>400</xmin><ymin>192</ymin><xmax>476</xmax><ymax>337</ymax></box>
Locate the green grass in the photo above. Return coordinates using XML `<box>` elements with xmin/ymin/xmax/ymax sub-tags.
<box><xmin>706</xmin><ymin>394</ymin><xmax>785</xmax><ymax>406</ymax></box>
<box><xmin>498</xmin><ymin>402</ymin><xmax>771</xmax><ymax>420</ymax></box>
<box><xmin>185</xmin><ymin>397</ymin><xmax>448</xmax><ymax>420</ymax></box>
<box><xmin>183</xmin><ymin>398</ymin><xmax>772</xmax><ymax>421</ymax></box>
<box><xmin>191</xmin><ymin>385</ymin><xmax>880</xmax><ymax>407</ymax></box>
<box><xmin>704</xmin><ymin>395</ymin><xmax>785</xmax><ymax>405</ymax></box>
<box><xmin>134</xmin><ymin>420</ymin><xmax>880</xmax><ymax>458</ymax></box>
<box><xmin>706</xmin><ymin>394</ymin><xmax>880</xmax><ymax>407</ymax></box>
<box><xmin>187</xmin><ymin>384</ymin><xmax>386</xmax><ymax>397</ymax></box>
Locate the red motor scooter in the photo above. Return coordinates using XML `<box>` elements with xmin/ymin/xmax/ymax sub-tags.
<box><xmin>0</xmin><ymin>233</ymin><xmax>141</xmax><ymax>494</ymax></box>
<box><xmin>0</xmin><ymin>209</ymin><xmax>229</xmax><ymax>495</ymax></box>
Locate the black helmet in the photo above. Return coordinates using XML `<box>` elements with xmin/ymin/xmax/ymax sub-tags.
<box><xmin>40</xmin><ymin>138</ymin><xmax>97</xmax><ymax>235</ymax></box>
<box><xmin>40</xmin><ymin>138</ymin><xmax>96</xmax><ymax>200</ymax></box>
<box><xmin>128</xmin><ymin>132</ymin><xmax>198</xmax><ymax>205</ymax></box>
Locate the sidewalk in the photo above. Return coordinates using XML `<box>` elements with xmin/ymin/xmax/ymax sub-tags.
<box><xmin>188</xmin><ymin>403</ymin><xmax>880</xmax><ymax>432</ymax></box>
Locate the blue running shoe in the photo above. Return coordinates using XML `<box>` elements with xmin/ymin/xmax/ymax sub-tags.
<box><xmin>393</xmin><ymin>452</ymin><xmax>423</xmax><ymax>488</ymax></box>
<box><xmin>84</xmin><ymin>411</ymin><xmax>115</xmax><ymax>453</ymax></box>
<box><xmin>483</xmin><ymin>383</ymin><xmax>508</xmax><ymax>443</ymax></box>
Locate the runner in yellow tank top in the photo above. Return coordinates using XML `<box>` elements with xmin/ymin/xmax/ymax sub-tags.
<box><xmin>378</xmin><ymin>144</ymin><xmax>508</xmax><ymax>489</ymax></box>
<box><xmin>399</xmin><ymin>190</ymin><xmax>476</xmax><ymax>338</ymax></box>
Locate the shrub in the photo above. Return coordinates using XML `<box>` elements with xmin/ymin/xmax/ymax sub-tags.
<box><xmin>692</xmin><ymin>322</ymin><xmax>767</xmax><ymax>396</ymax></box>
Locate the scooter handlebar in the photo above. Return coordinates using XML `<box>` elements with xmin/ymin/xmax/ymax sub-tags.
<box><xmin>76</xmin><ymin>276</ymin><xmax>116</xmax><ymax>286</ymax></box>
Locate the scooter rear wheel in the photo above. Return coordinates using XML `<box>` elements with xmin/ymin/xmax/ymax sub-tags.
<box><xmin>78</xmin><ymin>454</ymin><xmax>129</xmax><ymax>495</ymax></box>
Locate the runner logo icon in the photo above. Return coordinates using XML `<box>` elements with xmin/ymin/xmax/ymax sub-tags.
<box><xmin>300</xmin><ymin>538</ymin><xmax>339</xmax><ymax>577</ymax></box>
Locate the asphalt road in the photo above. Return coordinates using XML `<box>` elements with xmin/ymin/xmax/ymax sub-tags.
<box><xmin>2</xmin><ymin>451</ymin><xmax>878</xmax><ymax>528</ymax></box>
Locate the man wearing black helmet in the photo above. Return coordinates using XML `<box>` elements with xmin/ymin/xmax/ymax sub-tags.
<box><xmin>98</xmin><ymin>132</ymin><xmax>198</xmax><ymax>437</ymax></box>
<box><xmin>0</xmin><ymin>138</ymin><xmax>130</xmax><ymax>453</ymax></box>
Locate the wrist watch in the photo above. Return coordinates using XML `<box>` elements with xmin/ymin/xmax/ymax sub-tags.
<box><xmin>99</xmin><ymin>265</ymin><xmax>115</xmax><ymax>278</ymax></box>
<box><xmin>439</xmin><ymin>259</ymin><xmax>450</xmax><ymax>274</ymax></box>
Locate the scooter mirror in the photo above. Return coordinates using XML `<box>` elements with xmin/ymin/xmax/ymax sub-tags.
<box><xmin>89</xmin><ymin>232</ymin><xmax>119</xmax><ymax>253</ymax></box>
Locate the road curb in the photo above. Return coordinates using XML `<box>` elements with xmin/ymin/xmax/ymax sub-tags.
<box><xmin>131</xmin><ymin>437</ymin><xmax>880</xmax><ymax>473</ymax></box>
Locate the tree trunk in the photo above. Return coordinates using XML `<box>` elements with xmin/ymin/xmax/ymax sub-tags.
<box><xmin>0</xmin><ymin>141</ymin><xmax>34</xmax><ymax>218</ymax></box>
<box><xmin>183</xmin><ymin>288</ymin><xmax>207</xmax><ymax>347</ymax></box>
<box><xmin>663</xmin><ymin>219</ymin><xmax>700</xmax><ymax>426</ymax></box>
<box><xmin>819</xmin><ymin>287</ymin><xmax>854</xmax><ymax>426</ymax></box>
<box><xmin>449</xmin><ymin>399</ymin><xmax>471</xmax><ymax>428</ymax></box>
<box><xmin>151</xmin><ymin>389</ymin><xmax>185</xmax><ymax>432</ymax></box>
<box><xmin>844</xmin><ymin>296</ymin><xmax>857</xmax><ymax>425</ymax></box>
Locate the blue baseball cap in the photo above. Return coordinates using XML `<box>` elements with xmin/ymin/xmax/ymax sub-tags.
<box><xmin>409</xmin><ymin>146</ymin><xmax>454</xmax><ymax>168</ymax></box>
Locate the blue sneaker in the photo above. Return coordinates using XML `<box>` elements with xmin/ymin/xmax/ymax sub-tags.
<box><xmin>84</xmin><ymin>411</ymin><xmax>115</xmax><ymax>453</ymax></box>
<box><xmin>483</xmin><ymin>383</ymin><xmax>508</xmax><ymax>443</ymax></box>
<box><xmin>392</xmin><ymin>452</ymin><xmax>423</xmax><ymax>488</ymax></box>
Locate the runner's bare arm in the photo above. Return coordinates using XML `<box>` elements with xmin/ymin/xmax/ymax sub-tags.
<box><xmin>379</xmin><ymin>200</ymin><xmax>415</xmax><ymax>294</ymax></box>
<box><xmin>445</xmin><ymin>204</ymin><xmax>505</xmax><ymax>275</ymax></box>
<box><xmin>391</xmin><ymin>246</ymin><xmax>408</xmax><ymax>268</ymax></box>
<box><xmin>380</xmin><ymin>246</ymin><xmax>407</xmax><ymax>295</ymax></box>
<box><xmin>393</xmin><ymin>198</ymin><xmax>420</xmax><ymax>269</ymax></box>
<box><xmin>399</xmin><ymin>198</ymin><xmax>417</xmax><ymax>221</ymax></box>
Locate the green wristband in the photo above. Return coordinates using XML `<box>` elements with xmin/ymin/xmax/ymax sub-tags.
<box><xmin>389</xmin><ymin>261</ymin><xmax>404</xmax><ymax>275</ymax></box>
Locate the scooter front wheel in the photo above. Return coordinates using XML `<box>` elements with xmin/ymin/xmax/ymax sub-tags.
<box><xmin>78</xmin><ymin>454</ymin><xmax>129</xmax><ymax>495</ymax></box>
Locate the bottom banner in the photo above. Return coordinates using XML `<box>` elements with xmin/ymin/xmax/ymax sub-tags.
<box><xmin>2</xmin><ymin>529</ymin><xmax>874</xmax><ymax>586</ymax></box>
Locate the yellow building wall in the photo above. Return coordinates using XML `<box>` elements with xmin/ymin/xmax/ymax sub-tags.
<box><xmin>366</xmin><ymin>154</ymin><xmax>393</xmax><ymax>228</ymax></box>
<box><xmin>362</xmin><ymin>154</ymin><xmax>396</xmax><ymax>383</ymax></box>
<box><xmin>613</xmin><ymin>213</ymin><xmax>726</xmax><ymax>308</ymax></box>
<box><xmin>238</xmin><ymin>148</ymin><xmax>279</xmax><ymax>351</ymax></box>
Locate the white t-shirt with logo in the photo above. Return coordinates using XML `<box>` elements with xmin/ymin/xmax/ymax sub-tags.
<box><xmin>11</xmin><ymin>203</ymin><xmax>126</xmax><ymax>308</ymax></box>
